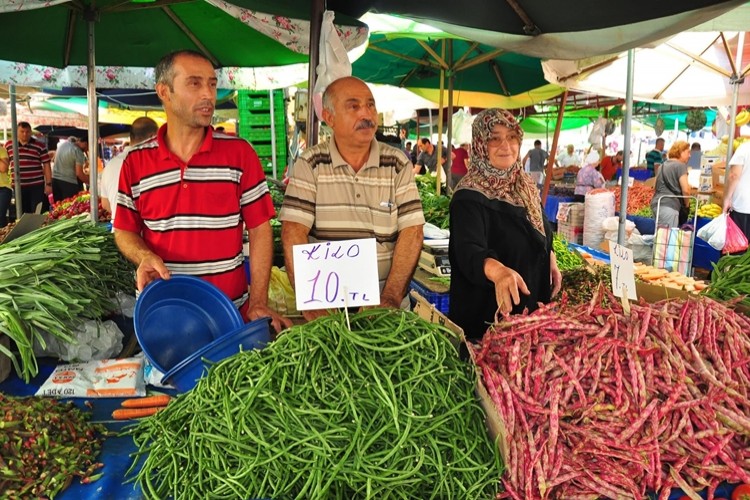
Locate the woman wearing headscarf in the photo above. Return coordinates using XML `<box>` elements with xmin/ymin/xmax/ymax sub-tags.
<box><xmin>448</xmin><ymin>109</ymin><xmax>562</xmax><ymax>341</ymax></box>
<box><xmin>573</xmin><ymin>150</ymin><xmax>605</xmax><ymax>202</ymax></box>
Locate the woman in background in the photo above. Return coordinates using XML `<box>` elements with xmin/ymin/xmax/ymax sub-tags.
<box><xmin>448</xmin><ymin>108</ymin><xmax>561</xmax><ymax>341</ymax></box>
<box><xmin>574</xmin><ymin>150</ymin><xmax>604</xmax><ymax>202</ymax></box>
<box><xmin>651</xmin><ymin>140</ymin><xmax>691</xmax><ymax>227</ymax></box>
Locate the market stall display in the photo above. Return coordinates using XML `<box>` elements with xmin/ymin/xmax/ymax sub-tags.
<box><xmin>610</xmin><ymin>183</ymin><xmax>655</xmax><ymax>217</ymax></box>
<box><xmin>47</xmin><ymin>191</ymin><xmax>110</xmax><ymax>222</ymax></box>
<box><xmin>634</xmin><ymin>263</ymin><xmax>707</xmax><ymax>291</ymax></box>
<box><xmin>476</xmin><ymin>288</ymin><xmax>750</xmax><ymax>499</ymax></box>
<box><xmin>0</xmin><ymin>215</ymin><xmax>134</xmax><ymax>381</ymax></box>
<box><xmin>415</xmin><ymin>174</ymin><xmax>451</xmax><ymax>229</ymax></box>
<box><xmin>0</xmin><ymin>394</ymin><xmax>106</xmax><ymax>497</ymax></box>
<box><xmin>126</xmin><ymin>309</ymin><xmax>503</xmax><ymax>499</ymax></box>
<box><xmin>552</xmin><ymin>235</ymin><xmax>585</xmax><ymax>272</ymax></box>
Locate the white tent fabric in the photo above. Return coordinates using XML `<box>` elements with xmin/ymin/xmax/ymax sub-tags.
<box><xmin>542</xmin><ymin>31</ymin><xmax>750</xmax><ymax>106</ymax></box>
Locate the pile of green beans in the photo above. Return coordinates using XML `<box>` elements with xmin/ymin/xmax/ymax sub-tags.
<box><xmin>704</xmin><ymin>251</ymin><xmax>750</xmax><ymax>309</ymax></box>
<box><xmin>0</xmin><ymin>215</ymin><xmax>134</xmax><ymax>381</ymax></box>
<box><xmin>126</xmin><ymin>309</ymin><xmax>503</xmax><ymax>499</ymax></box>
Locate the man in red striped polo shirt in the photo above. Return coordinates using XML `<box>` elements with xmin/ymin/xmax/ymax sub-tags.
<box><xmin>5</xmin><ymin>122</ymin><xmax>51</xmax><ymax>215</ymax></box>
<box><xmin>113</xmin><ymin>50</ymin><xmax>289</xmax><ymax>333</ymax></box>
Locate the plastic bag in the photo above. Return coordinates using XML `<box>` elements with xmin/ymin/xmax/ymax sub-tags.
<box><xmin>588</xmin><ymin>117</ymin><xmax>607</xmax><ymax>145</ymax></box>
<box><xmin>36</xmin><ymin>357</ymin><xmax>145</xmax><ymax>398</ymax></box>
<box><xmin>312</xmin><ymin>10</ymin><xmax>352</xmax><ymax>121</ymax></box>
<box><xmin>697</xmin><ymin>213</ymin><xmax>727</xmax><ymax>251</ymax></box>
<box><xmin>268</xmin><ymin>266</ymin><xmax>299</xmax><ymax>316</ymax></box>
<box><xmin>33</xmin><ymin>319</ymin><xmax>124</xmax><ymax>362</ymax></box>
<box><xmin>724</xmin><ymin>214</ymin><xmax>749</xmax><ymax>254</ymax></box>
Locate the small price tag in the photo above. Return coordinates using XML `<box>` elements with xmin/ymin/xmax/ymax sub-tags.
<box><xmin>292</xmin><ymin>238</ymin><xmax>380</xmax><ymax>311</ymax></box>
<box><xmin>609</xmin><ymin>243</ymin><xmax>638</xmax><ymax>301</ymax></box>
<box><xmin>628</xmin><ymin>176</ymin><xmax>635</xmax><ymax>188</ymax></box>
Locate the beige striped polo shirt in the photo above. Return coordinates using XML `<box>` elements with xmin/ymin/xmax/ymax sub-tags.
<box><xmin>280</xmin><ymin>137</ymin><xmax>425</xmax><ymax>281</ymax></box>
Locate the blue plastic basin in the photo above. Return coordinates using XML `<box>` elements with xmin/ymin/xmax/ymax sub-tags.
<box><xmin>134</xmin><ymin>275</ymin><xmax>245</xmax><ymax>374</ymax></box>
<box><xmin>161</xmin><ymin>317</ymin><xmax>271</xmax><ymax>393</ymax></box>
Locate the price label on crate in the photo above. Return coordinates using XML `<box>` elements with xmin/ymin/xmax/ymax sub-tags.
<box><xmin>609</xmin><ymin>243</ymin><xmax>638</xmax><ymax>301</ymax></box>
<box><xmin>293</xmin><ymin>238</ymin><xmax>380</xmax><ymax>311</ymax></box>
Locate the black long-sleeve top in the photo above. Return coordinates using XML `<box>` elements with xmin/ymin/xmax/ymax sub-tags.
<box><xmin>448</xmin><ymin>189</ymin><xmax>553</xmax><ymax>340</ymax></box>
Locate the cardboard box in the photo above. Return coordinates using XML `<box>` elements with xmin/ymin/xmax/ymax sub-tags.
<box><xmin>410</xmin><ymin>291</ymin><xmax>509</xmax><ymax>463</ymax></box>
<box><xmin>712</xmin><ymin>184</ymin><xmax>724</xmax><ymax>207</ymax></box>
<box><xmin>635</xmin><ymin>281</ymin><xmax>692</xmax><ymax>303</ymax></box>
<box><xmin>713</xmin><ymin>164</ymin><xmax>726</xmax><ymax>187</ymax></box>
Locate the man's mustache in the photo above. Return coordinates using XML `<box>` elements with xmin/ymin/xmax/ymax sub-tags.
<box><xmin>355</xmin><ymin>119</ymin><xmax>376</xmax><ymax>130</ymax></box>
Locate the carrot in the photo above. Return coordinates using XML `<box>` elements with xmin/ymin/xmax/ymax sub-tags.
<box><xmin>120</xmin><ymin>395</ymin><xmax>172</xmax><ymax>408</ymax></box>
<box><xmin>112</xmin><ymin>407</ymin><xmax>163</xmax><ymax>420</ymax></box>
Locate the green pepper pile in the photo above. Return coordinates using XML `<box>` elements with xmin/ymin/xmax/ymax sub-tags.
<box><xmin>552</xmin><ymin>235</ymin><xmax>585</xmax><ymax>272</ymax></box>
<box><xmin>127</xmin><ymin>309</ymin><xmax>503</xmax><ymax>499</ymax></box>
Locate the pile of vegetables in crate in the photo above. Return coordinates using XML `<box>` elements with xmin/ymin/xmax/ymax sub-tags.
<box><xmin>0</xmin><ymin>394</ymin><xmax>106</xmax><ymax>498</ymax></box>
<box><xmin>126</xmin><ymin>309</ymin><xmax>503</xmax><ymax>499</ymax></box>
<box><xmin>610</xmin><ymin>183</ymin><xmax>654</xmax><ymax>216</ymax></box>
<box><xmin>0</xmin><ymin>215</ymin><xmax>134</xmax><ymax>381</ymax></box>
<box><xmin>415</xmin><ymin>174</ymin><xmax>450</xmax><ymax>229</ymax></box>
<box><xmin>47</xmin><ymin>191</ymin><xmax>110</xmax><ymax>222</ymax></box>
<box><xmin>476</xmin><ymin>288</ymin><xmax>750</xmax><ymax>500</ymax></box>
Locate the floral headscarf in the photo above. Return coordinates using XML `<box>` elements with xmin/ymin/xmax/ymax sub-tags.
<box><xmin>454</xmin><ymin>108</ymin><xmax>545</xmax><ymax>237</ymax></box>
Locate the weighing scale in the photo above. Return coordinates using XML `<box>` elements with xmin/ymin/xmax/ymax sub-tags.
<box><xmin>419</xmin><ymin>239</ymin><xmax>451</xmax><ymax>277</ymax></box>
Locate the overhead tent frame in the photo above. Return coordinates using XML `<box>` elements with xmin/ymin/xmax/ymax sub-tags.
<box><xmin>0</xmin><ymin>0</ymin><xmax>367</xmax><ymax>219</ymax></box>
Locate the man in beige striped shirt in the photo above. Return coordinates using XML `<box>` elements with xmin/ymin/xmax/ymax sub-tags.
<box><xmin>280</xmin><ymin>77</ymin><xmax>425</xmax><ymax>321</ymax></box>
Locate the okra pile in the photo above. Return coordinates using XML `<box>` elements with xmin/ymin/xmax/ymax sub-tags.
<box><xmin>476</xmin><ymin>288</ymin><xmax>750</xmax><ymax>499</ymax></box>
<box><xmin>127</xmin><ymin>309</ymin><xmax>503</xmax><ymax>499</ymax></box>
<box><xmin>0</xmin><ymin>215</ymin><xmax>134</xmax><ymax>381</ymax></box>
<box><xmin>0</xmin><ymin>394</ymin><xmax>106</xmax><ymax>498</ymax></box>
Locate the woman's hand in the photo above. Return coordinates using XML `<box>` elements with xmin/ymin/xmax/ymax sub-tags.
<box><xmin>550</xmin><ymin>252</ymin><xmax>562</xmax><ymax>297</ymax></box>
<box><xmin>485</xmin><ymin>258</ymin><xmax>529</xmax><ymax>316</ymax></box>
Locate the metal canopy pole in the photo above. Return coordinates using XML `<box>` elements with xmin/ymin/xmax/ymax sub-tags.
<box><xmin>618</xmin><ymin>49</ymin><xmax>636</xmax><ymax>246</ymax></box>
<box><xmin>445</xmin><ymin>39</ymin><xmax>454</xmax><ymax>192</ymax></box>
<box><xmin>87</xmin><ymin>12</ymin><xmax>100</xmax><ymax>222</ymax></box>
<box><xmin>726</xmin><ymin>32</ymin><xmax>745</xmax><ymax>183</ymax></box>
<box><xmin>541</xmin><ymin>89</ymin><xmax>567</xmax><ymax>206</ymax></box>
<box><xmin>306</xmin><ymin>0</ymin><xmax>323</xmax><ymax>146</ymax></box>
<box><xmin>9</xmin><ymin>84</ymin><xmax>21</xmax><ymax>217</ymax></box>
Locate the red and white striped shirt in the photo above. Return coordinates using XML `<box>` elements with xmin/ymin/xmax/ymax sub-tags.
<box><xmin>5</xmin><ymin>139</ymin><xmax>50</xmax><ymax>188</ymax></box>
<box><xmin>114</xmin><ymin>125</ymin><xmax>274</xmax><ymax>316</ymax></box>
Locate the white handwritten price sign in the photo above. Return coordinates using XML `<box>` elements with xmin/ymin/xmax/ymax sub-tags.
<box><xmin>609</xmin><ymin>243</ymin><xmax>638</xmax><ymax>300</ymax></box>
<box><xmin>292</xmin><ymin>238</ymin><xmax>380</xmax><ymax>311</ymax></box>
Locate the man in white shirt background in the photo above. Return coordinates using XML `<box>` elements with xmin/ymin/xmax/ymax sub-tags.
<box><xmin>100</xmin><ymin>117</ymin><xmax>159</xmax><ymax>224</ymax></box>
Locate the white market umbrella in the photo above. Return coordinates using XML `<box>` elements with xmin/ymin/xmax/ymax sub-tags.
<box><xmin>542</xmin><ymin>31</ymin><xmax>750</xmax><ymax>107</ymax></box>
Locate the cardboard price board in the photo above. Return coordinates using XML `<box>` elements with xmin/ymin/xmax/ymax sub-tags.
<box><xmin>293</xmin><ymin>238</ymin><xmax>380</xmax><ymax>311</ymax></box>
<box><xmin>609</xmin><ymin>243</ymin><xmax>638</xmax><ymax>301</ymax></box>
